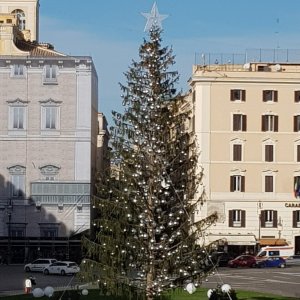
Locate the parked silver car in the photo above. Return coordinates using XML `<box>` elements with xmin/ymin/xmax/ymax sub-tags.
<box><xmin>24</xmin><ymin>258</ymin><xmax>57</xmax><ymax>272</ymax></box>
<box><xmin>43</xmin><ymin>261</ymin><xmax>80</xmax><ymax>276</ymax></box>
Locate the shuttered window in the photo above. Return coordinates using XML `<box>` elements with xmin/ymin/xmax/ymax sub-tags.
<box><xmin>294</xmin><ymin>116</ymin><xmax>300</xmax><ymax>132</ymax></box>
<box><xmin>265</xmin><ymin>145</ymin><xmax>274</xmax><ymax>162</ymax></box>
<box><xmin>263</xmin><ymin>90</ymin><xmax>278</xmax><ymax>102</ymax></box>
<box><xmin>262</xmin><ymin>115</ymin><xmax>278</xmax><ymax>132</ymax></box>
<box><xmin>265</xmin><ymin>176</ymin><xmax>274</xmax><ymax>192</ymax></box>
<box><xmin>293</xmin><ymin>210</ymin><xmax>300</xmax><ymax>228</ymax></box>
<box><xmin>295</xmin><ymin>91</ymin><xmax>300</xmax><ymax>103</ymax></box>
<box><xmin>261</xmin><ymin>210</ymin><xmax>277</xmax><ymax>228</ymax></box>
<box><xmin>230</xmin><ymin>175</ymin><xmax>245</xmax><ymax>192</ymax></box>
<box><xmin>233</xmin><ymin>114</ymin><xmax>247</xmax><ymax>131</ymax></box>
<box><xmin>233</xmin><ymin>144</ymin><xmax>242</xmax><ymax>161</ymax></box>
<box><xmin>229</xmin><ymin>209</ymin><xmax>246</xmax><ymax>227</ymax></box>
<box><xmin>230</xmin><ymin>89</ymin><xmax>246</xmax><ymax>101</ymax></box>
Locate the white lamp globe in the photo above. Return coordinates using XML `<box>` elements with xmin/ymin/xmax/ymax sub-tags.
<box><xmin>186</xmin><ymin>283</ymin><xmax>196</xmax><ymax>294</ymax></box>
<box><xmin>221</xmin><ymin>284</ymin><xmax>232</xmax><ymax>293</ymax></box>
<box><xmin>44</xmin><ymin>286</ymin><xmax>54</xmax><ymax>298</ymax></box>
<box><xmin>207</xmin><ymin>288</ymin><xmax>214</xmax><ymax>298</ymax></box>
<box><xmin>33</xmin><ymin>288</ymin><xmax>44</xmax><ymax>298</ymax></box>
<box><xmin>82</xmin><ymin>289</ymin><xmax>89</xmax><ymax>296</ymax></box>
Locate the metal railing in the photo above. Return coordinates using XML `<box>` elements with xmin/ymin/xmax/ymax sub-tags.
<box><xmin>195</xmin><ymin>48</ymin><xmax>300</xmax><ymax>66</ymax></box>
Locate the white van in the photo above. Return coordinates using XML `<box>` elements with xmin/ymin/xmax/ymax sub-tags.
<box><xmin>256</xmin><ymin>245</ymin><xmax>294</xmax><ymax>259</ymax></box>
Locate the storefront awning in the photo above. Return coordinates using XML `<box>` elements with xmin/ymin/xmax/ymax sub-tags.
<box><xmin>207</xmin><ymin>235</ymin><xmax>257</xmax><ymax>246</ymax></box>
<box><xmin>258</xmin><ymin>238</ymin><xmax>287</xmax><ymax>246</ymax></box>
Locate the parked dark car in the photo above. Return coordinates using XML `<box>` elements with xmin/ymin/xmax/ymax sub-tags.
<box><xmin>210</xmin><ymin>252</ymin><xmax>233</xmax><ymax>267</ymax></box>
<box><xmin>256</xmin><ymin>256</ymin><xmax>286</xmax><ymax>268</ymax></box>
<box><xmin>228</xmin><ymin>255</ymin><xmax>257</xmax><ymax>268</ymax></box>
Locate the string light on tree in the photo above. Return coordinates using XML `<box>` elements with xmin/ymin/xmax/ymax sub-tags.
<box><xmin>80</xmin><ymin>3</ymin><xmax>218</xmax><ymax>300</ymax></box>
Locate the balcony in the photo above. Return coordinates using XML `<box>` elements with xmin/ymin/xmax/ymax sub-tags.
<box><xmin>30</xmin><ymin>182</ymin><xmax>90</xmax><ymax>205</ymax></box>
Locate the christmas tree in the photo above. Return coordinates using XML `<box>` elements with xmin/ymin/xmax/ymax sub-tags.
<box><xmin>81</xmin><ymin>25</ymin><xmax>218</xmax><ymax>300</ymax></box>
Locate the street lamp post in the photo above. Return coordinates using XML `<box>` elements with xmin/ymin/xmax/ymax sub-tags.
<box><xmin>6</xmin><ymin>200</ymin><xmax>12</xmax><ymax>264</ymax></box>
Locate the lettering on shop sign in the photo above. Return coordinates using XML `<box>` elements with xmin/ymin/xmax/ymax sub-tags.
<box><xmin>285</xmin><ymin>203</ymin><xmax>300</xmax><ymax>207</ymax></box>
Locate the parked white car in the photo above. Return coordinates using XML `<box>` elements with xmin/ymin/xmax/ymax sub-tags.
<box><xmin>24</xmin><ymin>258</ymin><xmax>57</xmax><ymax>272</ymax></box>
<box><xmin>43</xmin><ymin>261</ymin><xmax>80</xmax><ymax>276</ymax></box>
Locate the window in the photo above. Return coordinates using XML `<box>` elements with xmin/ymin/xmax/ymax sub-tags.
<box><xmin>39</xmin><ymin>224</ymin><xmax>59</xmax><ymax>238</ymax></box>
<box><xmin>45</xmin><ymin>107</ymin><xmax>57</xmax><ymax>129</ymax></box>
<box><xmin>265</xmin><ymin>175</ymin><xmax>274</xmax><ymax>192</ymax></box>
<box><xmin>294</xmin><ymin>176</ymin><xmax>300</xmax><ymax>198</ymax></box>
<box><xmin>40</xmin><ymin>99</ymin><xmax>61</xmax><ymax>131</ymax></box>
<box><xmin>230</xmin><ymin>175</ymin><xmax>245</xmax><ymax>192</ymax></box>
<box><xmin>12</xmin><ymin>64</ymin><xmax>25</xmax><ymax>77</ymax></box>
<box><xmin>230</xmin><ymin>89</ymin><xmax>245</xmax><ymax>101</ymax></box>
<box><xmin>229</xmin><ymin>209</ymin><xmax>245</xmax><ymax>227</ymax></box>
<box><xmin>10</xmin><ymin>224</ymin><xmax>26</xmax><ymax>237</ymax></box>
<box><xmin>12</xmin><ymin>107</ymin><xmax>24</xmax><ymax>129</ymax></box>
<box><xmin>263</xmin><ymin>90</ymin><xmax>278</xmax><ymax>102</ymax></box>
<box><xmin>7</xmin><ymin>99</ymin><xmax>28</xmax><ymax>132</ymax></box>
<box><xmin>297</xmin><ymin>145</ymin><xmax>300</xmax><ymax>162</ymax></box>
<box><xmin>261</xmin><ymin>210</ymin><xmax>277</xmax><ymax>228</ymax></box>
<box><xmin>40</xmin><ymin>228</ymin><xmax>58</xmax><ymax>238</ymax></box>
<box><xmin>293</xmin><ymin>210</ymin><xmax>300</xmax><ymax>228</ymax></box>
<box><xmin>265</xmin><ymin>145</ymin><xmax>274</xmax><ymax>162</ymax></box>
<box><xmin>43</xmin><ymin>65</ymin><xmax>58</xmax><ymax>84</ymax></box>
<box><xmin>262</xmin><ymin>115</ymin><xmax>278</xmax><ymax>132</ymax></box>
<box><xmin>233</xmin><ymin>144</ymin><xmax>242</xmax><ymax>161</ymax></box>
<box><xmin>295</xmin><ymin>91</ymin><xmax>300</xmax><ymax>103</ymax></box>
<box><xmin>8</xmin><ymin>165</ymin><xmax>26</xmax><ymax>198</ymax></box>
<box><xmin>233</xmin><ymin>114</ymin><xmax>247</xmax><ymax>131</ymax></box>
<box><xmin>294</xmin><ymin>116</ymin><xmax>300</xmax><ymax>132</ymax></box>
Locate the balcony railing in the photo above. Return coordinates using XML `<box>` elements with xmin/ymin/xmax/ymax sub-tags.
<box><xmin>195</xmin><ymin>48</ymin><xmax>300</xmax><ymax>66</ymax></box>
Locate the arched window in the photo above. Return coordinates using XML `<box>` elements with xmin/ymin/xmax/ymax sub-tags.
<box><xmin>11</xmin><ymin>9</ymin><xmax>26</xmax><ymax>30</ymax></box>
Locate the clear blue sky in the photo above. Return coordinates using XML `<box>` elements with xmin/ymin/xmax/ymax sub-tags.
<box><xmin>39</xmin><ymin>0</ymin><xmax>300</xmax><ymax>125</ymax></box>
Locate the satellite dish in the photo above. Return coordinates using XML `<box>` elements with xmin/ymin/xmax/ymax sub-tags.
<box><xmin>243</xmin><ymin>63</ymin><xmax>250</xmax><ymax>70</ymax></box>
<box><xmin>274</xmin><ymin>64</ymin><xmax>282</xmax><ymax>71</ymax></box>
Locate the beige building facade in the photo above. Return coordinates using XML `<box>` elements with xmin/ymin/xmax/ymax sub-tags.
<box><xmin>0</xmin><ymin>0</ymin><xmax>108</xmax><ymax>263</ymax></box>
<box><xmin>190</xmin><ymin>60</ymin><xmax>300</xmax><ymax>255</ymax></box>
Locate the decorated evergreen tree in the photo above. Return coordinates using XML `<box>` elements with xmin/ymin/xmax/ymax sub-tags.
<box><xmin>81</xmin><ymin>25</ymin><xmax>218</xmax><ymax>300</ymax></box>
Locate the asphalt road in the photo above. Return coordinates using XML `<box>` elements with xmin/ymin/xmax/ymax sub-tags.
<box><xmin>1</xmin><ymin>264</ymin><xmax>300</xmax><ymax>298</ymax></box>
<box><xmin>203</xmin><ymin>265</ymin><xmax>300</xmax><ymax>298</ymax></box>
<box><xmin>0</xmin><ymin>265</ymin><xmax>81</xmax><ymax>296</ymax></box>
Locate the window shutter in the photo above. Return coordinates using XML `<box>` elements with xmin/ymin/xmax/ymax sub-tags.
<box><xmin>295</xmin><ymin>91</ymin><xmax>300</xmax><ymax>103</ymax></box>
<box><xmin>262</xmin><ymin>116</ymin><xmax>266</xmax><ymax>131</ymax></box>
<box><xmin>241</xmin><ymin>210</ymin><xmax>246</xmax><ymax>227</ymax></box>
<box><xmin>241</xmin><ymin>176</ymin><xmax>245</xmax><ymax>192</ymax></box>
<box><xmin>265</xmin><ymin>145</ymin><xmax>273</xmax><ymax>162</ymax></box>
<box><xmin>233</xmin><ymin>144</ymin><xmax>242</xmax><ymax>161</ymax></box>
<box><xmin>242</xmin><ymin>90</ymin><xmax>246</xmax><ymax>101</ymax></box>
<box><xmin>263</xmin><ymin>91</ymin><xmax>267</xmax><ymax>102</ymax></box>
<box><xmin>233</xmin><ymin>115</ymin><xmax>238</xmax><ymax>131</ymax></box>
<box><xmin>265</xmin><ymin>176</ymin><xmax>273</xmax><ymax>192</ymax></box>
<box><xmin>274</xmin><ymin>116</ymin><xmax>278</xmax><ymax>132</ymax></box>
<box><xmin>229</xmin><ymin>210</ymin><xmax>233</xmax><ymax>227</ymax></box>
<box><xmin>261</xmin><ymin>210</ymin><xmax>266</xmax><ymax>228</ymax></box>
<box><xmin>293</xmin><ymin>211</ymin><xmax>298</xmax><ymax>228</ymax></box>
<box><xmin>297</xmin><ymin>145</ymin><xmax>300</xmax><ymax>162</ymax></box>
<box><xmin>274</xmin><ymin>91</ymin><xmax>278</xmax><ymax>102</ymax></box>
<box><xmin>230</xmin><ymin>176</ymin><xmax>234</xmax><ymax>192</ymax></box>
<box><xmin>242</xmin><ymin>115</ymin><xmax>247</xmax><ymax>131</ymax></box>
<box><xmin>294</xmin><ymin>116</ymin><xmax>298</xmax><ymax>132</ymax></box>
<box><xmin>230</xmin><ymin>90</ymin><xmax>234</xmax><ymax>101</ymax></box>
<box><xmin>273</xmin><ymin>210</ymin><xmax>278</xmax><ymax>228</ymax></box>
<box><xmin>269</xmin><ymin>145</ymin><xmax>274</xmax><ymax>162</ymax></box>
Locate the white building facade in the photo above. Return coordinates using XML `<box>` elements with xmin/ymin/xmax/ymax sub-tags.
<box><xmin>190</xmin><ymin>59</ymin><xmax>300</xmax><ymax>255</ymax></box>
<box><xmin>0</xmin><ymin>0</ymin><xmax>105</xmax><ymax>263</ymax></box>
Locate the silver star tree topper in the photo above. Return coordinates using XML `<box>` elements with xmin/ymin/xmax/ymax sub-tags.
<box><xmin>142</xmin><ymin>2</ymin><xmax>168</xmax><ymax>32</ymax></box>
